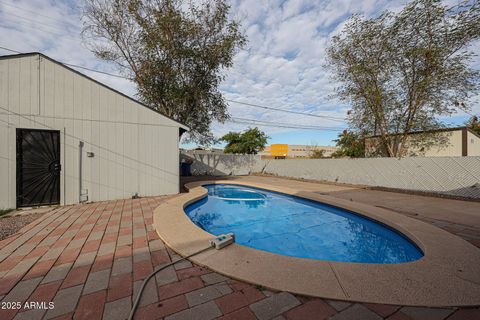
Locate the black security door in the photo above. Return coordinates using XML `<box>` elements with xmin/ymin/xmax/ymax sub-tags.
<box><xmin>16</xmin><ymin>129</ymin><xmax>61</xmax><ymax>207</ymax></box>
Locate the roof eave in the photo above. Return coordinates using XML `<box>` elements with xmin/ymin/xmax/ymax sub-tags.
<box><xmin>0</xmin><ymin>52</ymin><xmax>190</xmax><ymax>130</ymax></box>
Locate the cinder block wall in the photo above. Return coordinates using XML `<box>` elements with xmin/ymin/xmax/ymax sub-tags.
<box><xmin>182</xmin><ymin>152</ymin><xmax>480</xmax><ymax>199</ymax></box>
<box><xmin>0</xmin><ymin>54</ymin><xmax>182</xmax><ymax>209</ymax></box>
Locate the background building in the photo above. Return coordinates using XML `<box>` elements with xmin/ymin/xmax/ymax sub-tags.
<box><xmin>0</xmin><ymin>53</ymin><xmax>188</xmax><ymax>209</ymax></box>
<box><xmin>183</xmin><ymin>147</ymin><xmax>225</xmax><ymax>155</ymax></box>
<box><xmin>364</xmin><ymin>127</ymin><xmax>480</xmax><ymax>157</ymax></box>
<box><xmin>259</xmin><ymin>144</ymin><xmax>338</xmax><ymax>158</ymax></box>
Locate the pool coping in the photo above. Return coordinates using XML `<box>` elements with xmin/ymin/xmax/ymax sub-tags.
<box><xmin>153</xmin><ymin>179</ymin><xmax>480</xmax><ymax>307</ymax></box>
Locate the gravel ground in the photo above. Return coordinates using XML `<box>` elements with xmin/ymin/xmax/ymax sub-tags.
<box><xmin>0</xmin><ymin>212</ymin><xmax>45</xmax><ymax>241</ymax></box>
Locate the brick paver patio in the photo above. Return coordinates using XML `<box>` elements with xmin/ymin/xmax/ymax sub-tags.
<box><xmin>0</xmin><ymin>178</ymin><xmax>479</xmax><ymax>320</ymax></box>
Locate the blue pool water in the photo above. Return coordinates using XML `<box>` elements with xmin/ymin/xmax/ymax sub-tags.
<box><xmin>185</xmin><ymin>184</ymin><xmax>423</xmax><ymax>264</ymax></box>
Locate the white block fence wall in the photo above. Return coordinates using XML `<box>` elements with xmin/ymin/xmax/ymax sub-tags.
<box><xmin>182</xmin><ymin>152</ymin><xmax>480</xmax><ymax>199</ymax></box>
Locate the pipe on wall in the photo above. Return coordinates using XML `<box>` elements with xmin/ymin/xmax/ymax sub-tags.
<box><xmin>79</xmin><ymin>141</ymin><xmax>84</xmax><ymax>203</ymax></box>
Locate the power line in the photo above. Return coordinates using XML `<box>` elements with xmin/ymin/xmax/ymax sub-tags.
<box><xmin>0</xmin><ymin>45</ymin><xmax>20</xmax><ymax>53</ymax></box>
<box><xmin>62</xmin><ymin>62</ymin><xmax>128</xmax><ymax>79</ymax></box>
<box><xmin>0</xmin><ymin>21</ymin><xmax>81</xmax><ymax>45</ymax></box>
<box><xmin>0</xmin><ymin>16</ymin><xmax>83</xmax><ymax>44</ymax></box>
<box><xmin>0</xmin><ymin>116</ymin><xmax>174</xmax><ymax>185</ymax></box>
<box><xmin>0</xmin><ymin>44</ymin><xmax>347</xmax><ymax>122</ymax></box>
<box><xmin>0</xmin><ymin>112</ymin><xmax>182</xmax><ymax>128</ymax></box>
<box><xmin>2</xmin><ymin>10</ymin><xmax>79</xmax><ymax>33</ymax></box>
<box><xmin>0</xmin><ymin>104</ymin><xmax>178</xmax><ymax>177</ymax></box>
<box><xmin>2</xmin><ymin>44</ymin><xmax>473</xmax><ymax>131</ymax></box>
<box><xmin>226</xmin><ymin>99</ymin><xmax>346</xmax><ymax>121</ymax></box>
<box><xmin>459</xmin><ymin>107</ymin><xmax>475</xmax><ymax>117</ymax></box>
<box><xmin>229</xmin><ymin>119</ymin><xmax>342</xmax><ymax>132</ymax></box>
<box><xmin>2</xmin><ymin>4</ymin><xmax>341</xmax><ymax>122</ymax></box>
<box><xmin>0</xmin><ymin>0</ymin><xmax>79</xmax><ymax>28</ymax></box>
<box><xmin>0</xmin><ymin>45</ymin><xmax>126</xmax><ymax>79</ymax></box>
<box><xmin>0</xmin><ymin>3</ymin><xmax>84</xmax><ymax>43</ymax></box>
<box><xmin>0</xmin><ymin>7</ymin><xmax>477</xmax><ymax>123</ymax></box>
<box><xmin>230</xmin><ymin>120</ymin><xmax>340</xmax><ymax>131</ymax></box>
<box><xmin>231</xmin><ymin>117</ymin><xmax>342</xmax><ymax>130</ymax></box>
<box><xmin>232</xmin><ymin>116</ymin><xmax>341</xmax><ymax>129</ymax></box>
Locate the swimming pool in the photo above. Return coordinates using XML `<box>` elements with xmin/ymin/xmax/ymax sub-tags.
<box><xmin>185</xmin><ymin>184</ymin><xmax>423</xmax><ymax>264</ymax></box>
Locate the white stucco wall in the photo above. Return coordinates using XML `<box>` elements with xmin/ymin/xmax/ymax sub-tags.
<box><xmin>0</xmin><ymin>54</ymin><xmax>184</xmax><ymax>209</ymax></box>
<box><xmin>422</xmin><ymin>130</ymin><xmax>463</xmax><ymax>157</ymax></box>
<box><xmin>184</xmin><ymin>152</ymin><xmax>480</xmax><ymax>198</ymax></box>
<box><xmin>182</xmin><ymin>152</ymin><xmax>266</xmax><ymax>176</ymax></box>
<box><xmin>467</xmin><ymin>131</ymin><xmax>480</xmax><ymax>156</ymax></box>
<box><xmin>365</xmin><ymin>130</ymin><xmax>465</xmax><ymax>157</ymax></box>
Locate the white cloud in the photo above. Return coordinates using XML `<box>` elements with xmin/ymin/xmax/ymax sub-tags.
<box><xmin>0</xmin><ymin>0</ymin><xmax>136</xmax><ymax>97</ymax></box>
<box><xmin>0</xmin><ymin>0</ymin><xmax>478</xmax><ymax>147</ymax></box>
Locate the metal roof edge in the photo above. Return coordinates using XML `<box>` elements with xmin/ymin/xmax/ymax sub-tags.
<box><xmin>0</xmin><ymin>52</ymin><xmax>190</xmax><ymax>131</ymax></box>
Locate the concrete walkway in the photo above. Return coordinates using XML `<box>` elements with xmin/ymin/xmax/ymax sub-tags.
<box><xmin>0</xmin><ymin>176</ymin><xmax>478</xmax><ymax>319</ymax></box>
<box><xmin>183</xmin><ymin>175</ymin><xmax>480</xmax><ymax>244</ymax></box>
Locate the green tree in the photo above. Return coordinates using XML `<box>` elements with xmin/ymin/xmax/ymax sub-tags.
<box><xmin>466</xmin><ymin>115</ymin><xmax>480</xmax><ymax>135</ymax></box>
<box><xmin>82</xmin><ymin>0</ymin><xmax>246</xmax><ymax>145</ymax></box>
<box><xmin>221</xmin><ymin>127</ymin><xmax>269</xmax><ymax>154</ymax></box>
<box><xmin>326</xmin><ymin>0</ymin><xmax>480</xmax><ymax>157</ymax></box>
<box><xmin>331</xmin><ymin>130</ymin><xmax>365</xmax><ymax>158</ymax></box>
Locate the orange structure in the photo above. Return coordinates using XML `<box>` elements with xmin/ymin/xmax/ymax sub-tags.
<box><xmin>270</xmin><ymin>144</ymin><xmax>289</xmax><ymax>157</ymax></box>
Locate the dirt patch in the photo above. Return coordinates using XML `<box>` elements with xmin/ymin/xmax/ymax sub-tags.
<box><xmin>0</xmin><ymin>212</ymin><xmax>45</xmax><ymax>240</ymax></box>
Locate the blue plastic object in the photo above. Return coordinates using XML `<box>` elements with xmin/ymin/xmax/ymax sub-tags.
<box><xmin>185</xmin><ymin>184</ymin><xmax>423</xmax><ymax>264</ymax></box>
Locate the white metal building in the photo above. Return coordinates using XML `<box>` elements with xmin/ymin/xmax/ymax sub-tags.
<box><xmin>258</xmin><ymin>144</ymin><xmax>339</xmax><ymax>158</ymax></box>
<box><xmin>364</xmin><ymin>127</ymin><xmax>480</xmax><ymax>157</ymax></box>
<box><xmin>0</xmin><ymin>53</ymin><xmax>188</xmax><ymax>209</ymax></box>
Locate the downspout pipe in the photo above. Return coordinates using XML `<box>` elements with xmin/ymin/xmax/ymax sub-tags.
<box><xmin>79</xmin><ymin>141</ymin><xmax>84</xmax><ymax>203</ymax></box>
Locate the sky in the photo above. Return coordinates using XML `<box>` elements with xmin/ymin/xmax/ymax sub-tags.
<box><xmin>0</xmin><ymin>0</ymin><xmax>478</xmax><ymax>148</ymax></box>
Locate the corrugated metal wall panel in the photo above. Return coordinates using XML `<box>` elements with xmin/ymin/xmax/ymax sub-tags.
<box><xmin>0</xmin><ymin>54</ymin><xmax>182</xmax><ymax>209</ymax></box>
<box><xmin>183</xmin><ymin>152</ymin><xmax>480</xmax><ymax>199</ymax></box>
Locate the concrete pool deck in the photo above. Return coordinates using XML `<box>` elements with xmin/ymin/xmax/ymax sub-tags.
<box><xmin>0</xmin><ymin>175</ymin><xmax>479</xmax><ymax>319</ymax></box>
<box><xmin>155</xmin><ymin>176</ymin><xmax>480</xmax><ymax>307</ymax></box>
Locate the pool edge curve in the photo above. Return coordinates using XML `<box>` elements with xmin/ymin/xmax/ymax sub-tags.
<box><xmin>153</xmin><ymin>179</ymin><xmax>480</xmax><ymax>307</ymax></box>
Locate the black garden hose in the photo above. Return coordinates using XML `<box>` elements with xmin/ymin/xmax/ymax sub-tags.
<box><xmin>128</xmin><ymin>245</ymin><xmax>213</xmax><ymax>320</ymax></box>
